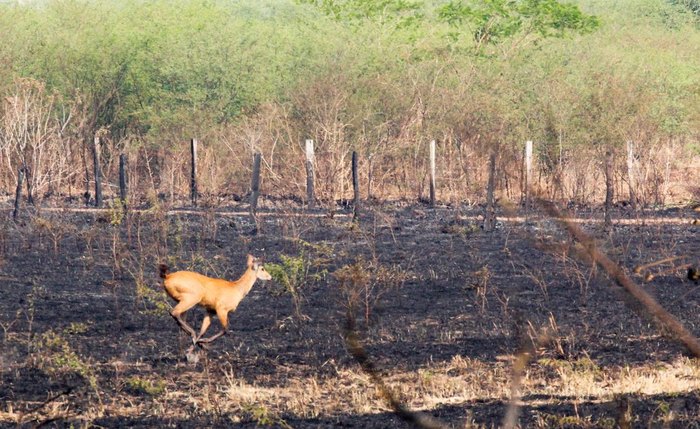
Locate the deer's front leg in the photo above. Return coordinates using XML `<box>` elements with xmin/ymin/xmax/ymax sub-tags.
<box><xmin>195</xmin><ymin>308</ymin><xmax>228</xmax><ymax>345</ymax></box>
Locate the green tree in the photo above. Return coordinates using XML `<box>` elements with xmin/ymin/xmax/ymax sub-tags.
<box><xmin>438</xmin><ymin>0</ymin><xmax>600</xmax><ymax>56</ymax></box>
<box><xmin>297</xmin><ymin>0</ymin><xmax>424</xmax><ymax>28</ymax></box>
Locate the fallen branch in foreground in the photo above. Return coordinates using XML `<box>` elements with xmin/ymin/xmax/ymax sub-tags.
<box><xmin>538</xmin><ymin>199</ymin><xmax>700</xmax><ymax>358</ymax></box>
<box><xmin>343</xmin><ymin>317</ymin><xmax>448</xmax><ymax>429</ymax></box>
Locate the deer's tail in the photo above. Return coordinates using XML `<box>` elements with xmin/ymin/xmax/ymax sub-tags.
<box><xmin>689</xmin><ymin>267</ymin><xmax>699</xmax><ymax>282</ymax></box>
<box><xmin>158</xmin><ymin>264</ymin><xmax>169</xmax><ymax>279</ymax></box>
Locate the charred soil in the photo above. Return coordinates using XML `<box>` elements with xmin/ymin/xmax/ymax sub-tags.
<box><xmin>0</xmin><ymin>201</ymin><xmax>699</xmax><ymax>428</ymax></box>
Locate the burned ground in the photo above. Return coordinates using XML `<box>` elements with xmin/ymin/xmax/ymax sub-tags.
<box><xmin>0</xmin><ymin>201</ymin><xmax>699</xmax><ymax>428</ymax></box>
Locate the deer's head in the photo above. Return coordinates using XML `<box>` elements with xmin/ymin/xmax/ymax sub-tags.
<box><xmin>247</xmin><ymin>254</ymin><xmax>272</xmax><ymax>281</ymax></box>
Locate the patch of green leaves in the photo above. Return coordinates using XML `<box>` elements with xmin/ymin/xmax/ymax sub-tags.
<box><xmin>438</xmin><ymin>0</ymin><xmax>599</xmax><ymax>53</ymax></box>
<box><xmin>135</xmin><ymin>278</ymin><xmax>171</xmax><ymax>316</ymax></box>
<box><xmin>298</xmin><ymin>0</ymin><xmax>424</xmax><ymax>29</ymax></box>
<box><xmin>126</xmin><ymin>376</ymin><xmax>166</xmax><ymax>396</ymax></box>
<box><xmin>266</xmin><ymin>240</ymin><xmax>331</xmax><ymax>318</ymax></box>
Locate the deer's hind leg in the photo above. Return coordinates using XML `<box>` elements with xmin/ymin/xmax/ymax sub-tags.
<box><xmin>170</xmin><ymin>298</ymin><xmax>200</xmax><ymax>344</ymax></box>
<box><xmin>194</xmin><ymin>310</ymin><xmax>214</xmax><ymax>344</ymax></box>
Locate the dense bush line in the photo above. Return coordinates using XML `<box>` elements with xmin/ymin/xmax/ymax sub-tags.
<box><xmin>0</xmin><ymin>0</ymin><xmax>698</xmax><ymax>207</ymax></box>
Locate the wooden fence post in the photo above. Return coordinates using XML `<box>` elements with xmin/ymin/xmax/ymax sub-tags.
<box><xmin>82</xmin><ymin>143</ymin><xmax>91</xmax><ymax>206</ymax></box>
<box><xmin>191</xmin><ymin>138</ymin><xmax>198</xmax><ymax>207</ymax></box>
<box><xmin>367</xmin><ymin>153</ymin><xmax>374</xmax><ymax>200</ymax></box>
<box><xmin>93</xmin><ymin>136</ymin><xmax>103</xmax><ymax>207</ymax></box>
<box><xmin>119</xmin><ymin>153</ymin><xmax>128</xmax><ymax>212</ymax></box>
<box><xmin>23</xmin><ymin>165</ymin><xmax>34</xmax><ymax>205</ymax></box>
<box><xmin>13</xmin><ymin>168</ymin><xmax>24</xmax><ymax>220</ymax></box>
<box><xmin>250</xmin><ymin>152</ymin><xmax>262</xmax><ymax>233</ymax></box>
<box><xmin>352</xmin><ymin>151</ymin><xmax>360</xmax><ymax>223</ymax></box>
<box><xmin>305</xmin><ymin>139</ymin><xmax>315</xmax><ymax>209</ymax></box>
<box><xmin>626</xmin><ymin>140</ymin><xmax>637</xmax><ymax>209</ymax></box>
<box><xmin>524</xmin><ymin>140</ymin><xmax>533</xmax><ymax>218</ymax></box>
<box><xmin>429</xmin><ymin>140</ymin><xmax>436</xmax><ymax>207</ymax></box>
<box><xmin>604</xmin><ymin>149</ymin><xmax>614</xmax><ymax>231</ymax></box>
<box><xmin>483</xmin><ymin>151</ymin><xmax>498</xmax><ymax>232</ymax></box>
<box><xmin>662</xmin><ymin>141</ymin><xmax>672</xmax><ymax>205</ymax></box>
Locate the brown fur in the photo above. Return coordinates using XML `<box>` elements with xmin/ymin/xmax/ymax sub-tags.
<box><xmin>159</xmin><ymin>254</ymin><xmax>272</xmax><ymax>346</ymax></box>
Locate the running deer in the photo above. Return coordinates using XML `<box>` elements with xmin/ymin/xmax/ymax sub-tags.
<box><xmin>159</xmin><ymin>254</ymin><xmax>272</xmax><ymax>346</ymax></box>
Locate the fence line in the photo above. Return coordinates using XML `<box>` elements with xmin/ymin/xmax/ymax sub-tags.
<box><xmin>8</xmin><ymin>134</ymin><xmax>698</xmax><ymax>218</ymax></box>
<box><xmin>4</xmin><ymin>204</ymin><xmax>694</xmax><ymax>225</ymax></box>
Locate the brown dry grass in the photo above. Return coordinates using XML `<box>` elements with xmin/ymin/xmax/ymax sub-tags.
<box><xmin>5</xmin><ymin>353</ymin><xmax>692</xmax><ymax>426</ymax></box>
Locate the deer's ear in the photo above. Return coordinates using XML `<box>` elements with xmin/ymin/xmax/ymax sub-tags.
<box><xmin>247</xmin><ymin>254</ymin><xmax>255</xmax><ymax>267</ymax></box>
